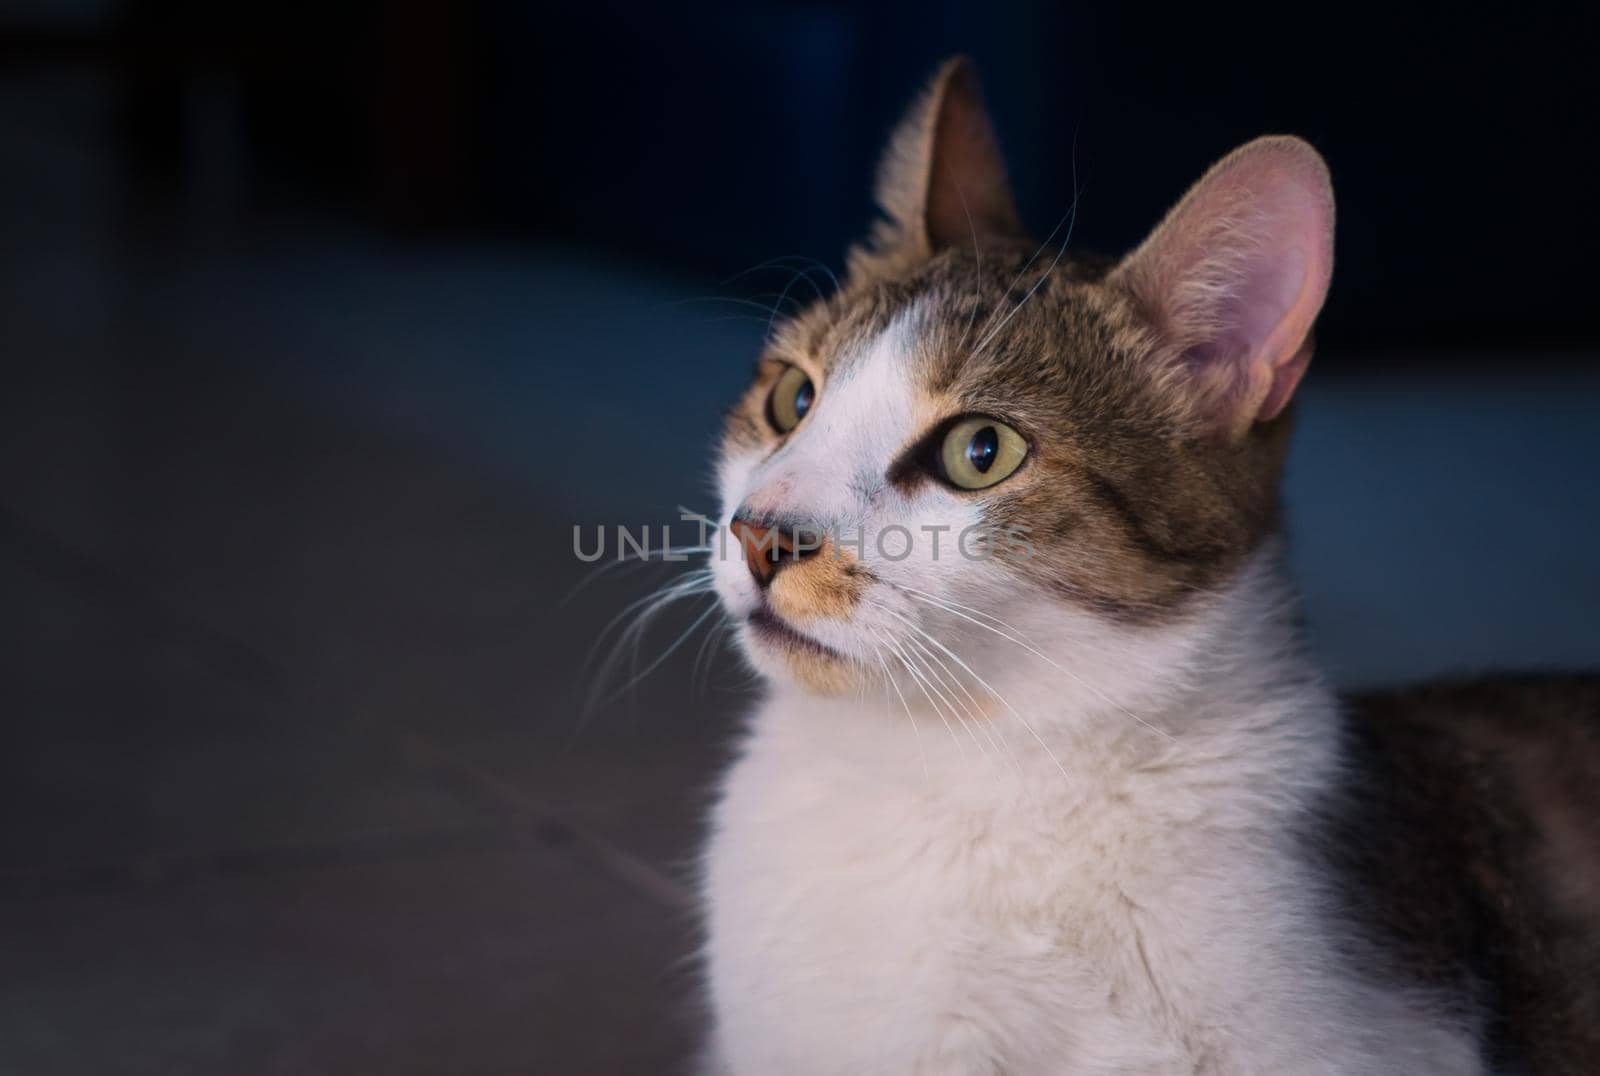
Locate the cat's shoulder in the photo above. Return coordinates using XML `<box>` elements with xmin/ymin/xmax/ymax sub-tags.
<box><xmin>1351</xmin><ymin>673</ymin><xmax>1600</xmax><ymax>743</ymax></box>
<box><xmin>1322</xmin><ymin>673</ymin><xmax>1600</xmax><ymax>1074</ymax></box>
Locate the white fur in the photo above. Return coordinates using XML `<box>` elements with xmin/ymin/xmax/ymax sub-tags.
<box><xmin>700</xmin><ymin>323</ymin><xmax>1482</xmax><ymax>1074</ymax></box>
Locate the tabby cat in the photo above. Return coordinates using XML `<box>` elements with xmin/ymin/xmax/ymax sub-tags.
<box><xmin>698</xmin><ymin>57</ymin><xmax>1600</xmax><ymax>1074</ymax></box>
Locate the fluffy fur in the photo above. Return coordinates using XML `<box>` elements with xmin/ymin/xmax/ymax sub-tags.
<box><xmin>704</xmin><ymin>554</ymin><xmax>1482</xmax><ymax>1074</ymax></box>
<box><xmin>695</xmin><ymin>57</ymin><xmax>1597</xmax><ymax>1074</ymax></box>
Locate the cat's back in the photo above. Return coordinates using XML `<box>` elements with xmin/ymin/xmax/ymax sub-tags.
<box><xmin>1328</xmin><ymin>674</ymin><xmax>1600</xmax><ymax>1074</ymax></box>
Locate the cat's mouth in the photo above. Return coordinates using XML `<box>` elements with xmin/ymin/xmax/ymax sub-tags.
<box><xmin>746</xmin><ymin>606</ymin><xmax>848</xmax><ymax>662</ymax></box>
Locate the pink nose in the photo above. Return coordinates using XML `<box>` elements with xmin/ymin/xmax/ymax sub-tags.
<box><xmin>728</xmin><ymin>517</ymin><xmax>819</xmax><ymax>587</ymax></box>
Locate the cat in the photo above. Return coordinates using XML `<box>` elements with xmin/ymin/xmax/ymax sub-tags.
<box><xmin>696</xmin><ymin>57</ymin><xmax>1600</xmax><ymax>1074</ymax></box>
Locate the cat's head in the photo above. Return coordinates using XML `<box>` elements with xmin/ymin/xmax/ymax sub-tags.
<box><xmin>711</xmin><ymin>58</ymin><xmax>1333</xmax><ymax>718</ymax></box>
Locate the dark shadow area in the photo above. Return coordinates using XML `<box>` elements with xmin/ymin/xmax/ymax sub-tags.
<box><xmin>1</xmin><ymin>3</ymin><xmax>1597</xmax><ymax>1073</ymax></box>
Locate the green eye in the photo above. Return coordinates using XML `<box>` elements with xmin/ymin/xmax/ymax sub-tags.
<box><xmin>938</xmin><ymin>417</ymin><xmax>1028</xmax><ymax>490</ymax></box>
<box><xmin>766</xmin><ymin>365</ymin><xmax>816</xmax><ymax>433</ymax></box>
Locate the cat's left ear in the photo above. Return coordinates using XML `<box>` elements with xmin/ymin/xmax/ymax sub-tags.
<box><xmin>872</xmin><ymin>56</ymin><xmax>1024</xmax><ymax>256</ymax></box>
<box><xmin>1111</xmin><ymin>136</ymin><xmax>1335</xmax><ymax>440</ymax></box>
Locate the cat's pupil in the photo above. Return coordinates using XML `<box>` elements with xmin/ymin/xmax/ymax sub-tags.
<box><xmin>967</xmin><ymin>426</ymin><xmax>998</xmax><ymax>473</ymax></box>
<box><xmin>793</xmin><ymin>380</ymin><xmax>814</xmax><ymax>420</ymax></box>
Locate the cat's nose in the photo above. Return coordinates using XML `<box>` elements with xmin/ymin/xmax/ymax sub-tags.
<box><xmin>729</xmin><ymin>514</ymin><xmax>822</xmax><ymax>588</ymax></box>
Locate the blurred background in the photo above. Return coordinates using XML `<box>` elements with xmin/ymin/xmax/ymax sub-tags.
<box><xmin>2</xmin><ymin>2</ymin><xmax>1597</xmax><ymax>1072</ymax></box>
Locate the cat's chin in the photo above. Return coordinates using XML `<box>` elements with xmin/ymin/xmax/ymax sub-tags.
<box><xmin>740</xmin><ymin>609</ymin><xmax>864</xmax><ymax>696</ymax></box>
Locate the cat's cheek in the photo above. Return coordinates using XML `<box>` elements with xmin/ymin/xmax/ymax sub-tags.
<box><xmin>858</xmin><ymin>494</ymin><xmax>986</xmax><ymax>586</ymax></box>
<box><xmin>711</xmin><ymin>547</ymin><xmax>759</xmax><ymax>619</ymax></box>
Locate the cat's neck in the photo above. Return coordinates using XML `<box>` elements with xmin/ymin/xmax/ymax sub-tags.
<box><xmin>756</xmin><ymin>544</ymin><xmax>1340</xmax><ymax>803</ymax></box>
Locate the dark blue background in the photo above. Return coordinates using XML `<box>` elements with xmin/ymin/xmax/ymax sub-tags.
<box><xmin>81</xmin><ymin>0</ymin><xmax>1598</xmax><ymax>350</ymax></box>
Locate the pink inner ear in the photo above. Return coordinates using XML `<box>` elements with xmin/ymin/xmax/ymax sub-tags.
<box><xmin>1120</xmin><ymin>138</ymin><xmax>1334</xmax><ymax>435</ymax></box>
<box><xmin>1183</xmin><ymin>245</ymin><xmax>1306</xmax><ymax>367</ymax></box>
<box><xmin>1183</xmin><ymin>237</ymin><xmax>1313</xmax><ymax>420</ymax></box>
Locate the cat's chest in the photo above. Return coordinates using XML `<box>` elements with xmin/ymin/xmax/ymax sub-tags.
<box><xmin>702</xmin><ymin>722</ymin><xmax>1287</xmax><ymax>1074</ymax></box>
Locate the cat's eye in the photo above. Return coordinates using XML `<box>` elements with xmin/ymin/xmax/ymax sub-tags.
<box><xmin>766</xmin><ymin>365</ymin><xmax>815</xmax><ymax>433</ymax></box>
<box><xmin>938</xmin><ymin>417</ymin><xmax>1029</xmax><ymax>490</ymax></box>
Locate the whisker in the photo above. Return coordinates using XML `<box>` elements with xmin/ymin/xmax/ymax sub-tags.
<box><xmin>904</xmin><ymin>633</ymin><xmax>1021</xmax><ymax>773</ymax></box>
<box><xmin>902</xmin><ymin>633</ymin><xmax>1006</xmax><ymax>758</ymax></box>
<box><xmin>582</xmin><ymin>571</ymin><xmax>713</xmax><ymax>674</ymax></box>
<box><xmin>718</xmin><ymin>255</ymin><xmax>838</xmax><ymax>298</ymax></box>
<box><xmin>580</xmin><ymin>570</ymin><xmax>717</xmax><ymax>722</ymax></box>
<box><xmin>667</xmin><ymin>295</ymin><xmax>797</xmax><ymax>319</ymax></box>
<box><xmin>876</xmin><ymin>604</ymin><xmax>1076</xmax><ymax>781</ymax></box>
<box><xmin>952</xmin><ymin>183</ymin><xmax>986</xmax><ymax>357</ymax></box>
<box><xmin>898</xmin><ymin>633</ymin><xmax>990</xmax><ymax>756</ymax></box>
<box><xmin>703</xmin><ymin>313</ymin><xmax>788</xmax><ymax>327</ymax></box>
<box><xmin>618</xmin><ymin>580</ymin><xmax>711</xmax><ymax>686</ymax></box>
<box><xmin>895</xmin><ymin>583</ymin><xmax>1047</xmax><ymax>646</ymax></box>
<box><xmin>773</xmin><ymin>254</ymin><xmax>841</xmax><ymax>295</ymax></box>
<box><xmin>892</xmin><ymin>588</ymin><xmax>1173</xmax><ymax>743</ymax></box>
<box><xmin>969</xmin><ymin>130</ymin><xmax>1082</xmax><ymax>358</ymax></box>
<box><xmin>592</xmin><ymin>596</ymin><xmax>722</xmax><ymax>712</ymax></box>
<box><xmin>879</xmin><ymin>629</ymin><xmax>985</xmax><ymax>758</ymax></box>
<box><xmin>691</xmin><ymin>609</ymin><xmax>731</xmax><ymax>699</ymax></box>
<box><xmin>872</xmin><ymin>627</ymin><xmax>966</xmax><ymax>757</ymax></box>
<box><xmin>970</xmin><ymin>200</ymin><xmax>1079</xmax><ymax>359</ymax></box>
<box><xmin>872</xmin><ymin>639</ymin><xmax>929</xmax><ymax>783</ymax></box>
<box><xmin>561</xmin><ymin>545</ymin><xmax>713</xmax><ymax>604</ymax></box>
<box><xmin>765</xmin><ymin>272</ymin><xmax>812</xmax><ymax>340</ymax></box>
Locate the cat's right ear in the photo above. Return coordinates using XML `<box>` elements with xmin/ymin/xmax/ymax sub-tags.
<box><xmin>868</xmin><ymin>57</ymin><xmax>1024</xmax><ymax>258</ymax></box>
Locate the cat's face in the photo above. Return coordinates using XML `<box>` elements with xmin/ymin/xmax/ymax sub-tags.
<box><xmin>711</xmin><ymin>58</ymin><xmax>1333</xmax><ymax>714</ymax></box>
